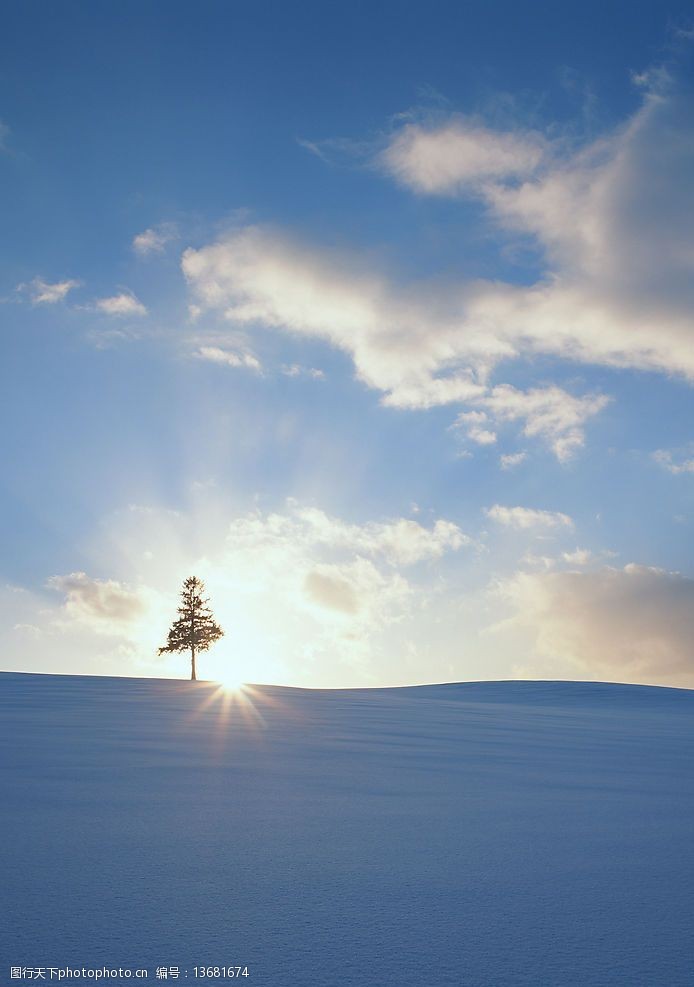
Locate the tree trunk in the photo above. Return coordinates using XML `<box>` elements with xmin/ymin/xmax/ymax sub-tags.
<box><xmin>191</xmin><ymin>608</ymin><xmax>196</xmax><ymax>680</ymax></box>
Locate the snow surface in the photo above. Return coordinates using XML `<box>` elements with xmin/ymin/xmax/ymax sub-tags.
<box><xmin>2</xmin><ymin>672</ymin><xmax>693</xmax><ymax>986</ymax></box>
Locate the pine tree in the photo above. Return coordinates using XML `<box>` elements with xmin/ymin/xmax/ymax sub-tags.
<box><xmin>158</xmin><ymin>576</ymin><xmax>224</xmax><ymax>681</ymax></box>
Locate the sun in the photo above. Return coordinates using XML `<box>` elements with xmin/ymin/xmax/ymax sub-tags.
<box><xmin>204</xmin><ymin>647</ymin><xmax>249</xmax><ymax>692</ymax></box>
<box><xmin>215</xmin><ymin>670</ymin><xmax>246</xmax><ymax>692</ymax></box>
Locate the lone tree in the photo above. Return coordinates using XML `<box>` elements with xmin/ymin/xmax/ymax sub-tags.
<box><xmin>158</xmin><ymin>576</ymin><xmax>223</xmax><ymax>681</ymax></box>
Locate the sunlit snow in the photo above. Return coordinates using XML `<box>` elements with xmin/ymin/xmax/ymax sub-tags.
<box><xmin>2</xmin><ymin>673</ymin><xmax>693</xmax><ymax>986</ymax></box>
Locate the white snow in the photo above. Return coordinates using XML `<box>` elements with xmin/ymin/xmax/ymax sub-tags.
<box><xmin>2</xmin><ymin>673</ymin><xmax>693</xmax><ymax>986</ymax></box>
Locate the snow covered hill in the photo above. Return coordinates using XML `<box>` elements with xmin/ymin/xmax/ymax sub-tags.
<box><xmin>2</xmin><ymin>672</ymin><xmax>693</xmax><ymax>986</ymax></box>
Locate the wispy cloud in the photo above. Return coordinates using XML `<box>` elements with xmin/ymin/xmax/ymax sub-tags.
<box><xmin>379</xmin><ymin>116</ymin><xmax>546</xmax><ymax>194</ymax></box>
<box><xmin>85</xmin><ymin>326</ymin><xmax>141</xmax><ymax>350</ymax></box>
<box><xmin>193</xmin><ymin>345</ymin><xmax>262</xmax><ymax>371</ymax></box>
<box><xmin>18</xmin><ymin>277</ymin><xmax>81</xmax><ymax>305</ymax></box>
<box><xmin>497</xmin><ymin>564</ymin><xmax>694</xmax><ymax>685</ymax></box>
<box><xmin>450</xmin><ymin>411</ymin><xmax>497</xmax><ymax>446</ymax></box>
<box><xmin>473</xmin><ymin>385</ymin><xmax>610</xmax><ymax>462</ymax></box>
<box><xmin>132</xmin><ymin>222</ymin><xmax>179</xmax><ymax>257</ymax></box>
<box><xmin>231</xmin><ymin>505</ymin><xmax>470</xmax><ymax>568</ymax></box>
<box><xmin>95</xmin><ymin>291</ymin><xmax>147</xmax><ymax>317</ymax></box>
<box><xmin>47</xmin><ymin>572</ymin><xmax>147</xmax><ymax>633</ymax></box>
<box><xmin>382</xmin><ymin>76</ymin><xmax>694</xmax><ymax>382</ymax></box>
<box><xmin>485</xmin><ymin>505</ymin><xmax>574</xmax><ymax>530</ymax></box>
<box><xmin>303</xmin><ymin>560</ymin><xmax>397</xmax><ymax>616</ymax></box>
<box><xmin>499</xmin><ymin>451</ymin><xmax>527</xmax><ymax>470</ymax></box>
<box><xmin>188</xmin><ymin>76</ymin><xmax>694</xmax><ymax>418</ymax></box>
<box><xmin>653</xmin><ymin>447</ymin><xmax>694</xmax><ymax>474</ymax></box>
<box><xmin>196</xmin><ymin>504</ymin><xmax>469</xmax><ymax>669</ymax></box>
<box><xmin>181</xmin><ymin>224</ymin><xmax>492</xmax><ymax>409</ymax></box>
<box><xmin>281</xmin><ymin>363</ymin><xmax>325</xmax><ymax>380</ymax></box>
<box><xmin>561</xmin><ymin>547</ymin><xmax>594</xmax><ymax>565</ymax></box>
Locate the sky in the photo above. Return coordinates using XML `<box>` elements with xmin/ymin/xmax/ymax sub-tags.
<box><xmin>1</xmin><ymin>0</ymin><xmax>694</xmax><ymax>688</ymax></box>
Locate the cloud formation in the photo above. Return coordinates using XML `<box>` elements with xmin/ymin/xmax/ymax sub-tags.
<box><xmin>452</xmin><ymin>385</ymin><xmax>610</xmax><ymax>460</ymax></box>
<box><xmin>26</xmin><ymin>500</ymin><xmax>469</xmax><ymax>684</ymax></box>
<box><xmin>95</xmin><ymin>292</ymin><xmax>147</xmax><ymax>317</ymax></box>
<box><xmin>500</xmin><ymin>564</ymin><xmax>694</xmax><ymax>686</ymax></box>
<box><xmin>180</xmin><ymin>225</ymin><xmax>609</xmax><ymax>454</ymax></box>
<box><xmin>182</xmin><ymin>224</ymin><xmax>490</xmax><ymax>410</ymax></box>
<box><xmin>478</xmin><ymin>385</ymin><xmax>610</xmax><ymax>461</ymax></box>
<box><xmin>183</xmin><ymin>75</ymin><xmax>694</xmax><ymax>433</ymax></box>
<box><xmin>301</xmin><ymin>559</ymin><xmax>406</xmax><ymax>618</ymax></box>
<box><xmin>218</xmin><ymin>504</ymin><xmax>465</xmax><ymax>640</ymax></box>
<box><xmin>383</xmin><ymin>77</ymin><xmax>694</xmax><ymax>381</ymax></box>
<box><xmin>47</xmin><ymin>572</ymin><xmax>147</xmax><ymax>633</ymax></box>
<box><xmin>133</xmin><ymin>223</ymin><xmax>178</xmax><ymax>257</ymax></box>
<box><xmin>653</xmin><ymin>448</ymin><xmax>694</xmax><ymax>475</ymax></box>
<box><xmin>19</xmin><ymin>277</ymin><xmax>81</xmax><ymax>305</ymax></box>
<box><xmin>499</xmin><ymin>451</ymin><xmax>527</xmax><ymax>470</ymax></box>
<box><xmin>304</xmin><ymin>568</ymin><xmax>361</xmax><ymax>614</ymax></box>
<box><xmin>182</xmin><ymin>503</ymin><xmax>469</xmax><ymax>679</ymax></box>
<box><xmin>562</xmin><ymin>548</ymin><xmax>593</xmax><ymax>565</ymax></box>
<box><xmin>227</xmin><ymin>505</ymin><xmax>469</xmax><ymax>568</ymax></box>
<box><xmin>281</xmin><ymin>363</ymin><xmax>325</xmax><ymax>380</ymax></box>
<box><xmin>451</xmin><ymin>411</ymin><xmax>497</xmax><ymax>446</ymax></box>
<box><xmin>379</xmin><ymin>116</ymin><xmax>545</xmax><ymax>194</ymax></box>
<box><xmin>194</xmin><ymin>345</ymin><xmax>262</xmax><ymax>371</ymax></box>
<box><xmin>485</xmin><ymin>505</ymin><xmax>574</xmax><ymax>530</ymax></box>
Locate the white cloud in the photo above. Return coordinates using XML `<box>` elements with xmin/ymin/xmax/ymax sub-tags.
<box><xmin>498</xmin><ymin>564</ymin><xmax>694</xmax><ymax>686</ymax></box>
<box><xmin>485</xmin><ymin>505</ymin><xmax>574</xmax><ymax>530</ymax></box>
<box><xmin>452</xmin><ymin>384</ymin><xmax>608</xmax><ymax>459</ymax></box>
<box><xmin>229</xmin><ymin>505</ymin><xmax>470</xmax><ymax>567</ymax></box>
<box><xmin>19</xmin><ymin>277</ymin><xmax>81</xmax><ymax>305</ymax></box>
<box><xmin>86</xmin><ymin>326</ymin><xmax>141</xmax><ymax>349</ymax></box>
<box><xmin>653</xmin><ymin>448</ymin><xmax>694</xmax><ymax>475</ymax></box>
<box><xmin>304</xmin><ymin>568</ymin><xmax>361</xmax><ymax>614</ymax></box>
<box><xmin>47</xmin><ymin>572</ymin><xmax>147</xmax><ymax>634</ymax></box>
<box><xmin>181</xmin><ymin>225</ymin><xmax>493</xmax><ymax>410</ymax></box>
<box><xmin>180</xmin><ymin>78</ymin><xmax>694</xmax><ymax>410</ymax></box>
<box><xmin>306</xmin><ymin>508</ymin><xmax>471</xmax><ymax>565</ymax></box>
<box><xmin>562</xmin><ymin>547</ymin><xmax>593</xmax><ymax>565</ymax></box>
<box><xmin>474</xmin><ymin>385</ymin><xmax>610</xmax><ymax>461</ymax></box>
<box><xmin>419</xmin><ymin>79</ymin><xmax>694</xmax><ymax>382</ymax></box>
<box><xmin>469</xmin><ymin>427</ymin><xmax>497</xmax><ymax>445</ymax></box>
<box><xmin>451</xmin><ymin>411</ymin><xmax>497</xmax><ymax>445</ymax></box>
<box><xmin>281</xmin><ymin>363</ymin><xmax>325</xmax><ymax>379</ymax></box>
<box><xmin>379</xmin><ymin>117</ymin><xmax>545</xmax><ymax>194</ymax></box>
<box><xmin>179</xmin><ymin>221</ymin><xmax>613</xmax><ymax>440</ymax></box>
<box><xmin>95</xmin><ymin>292</ymin><xmax>147</xmax><ymax>317</ymax></box>
<box><xmin>132</xmin><ymin>223</ymin><xmax>178</xmax><ymax>257</ymax></box>
<box><xmin>194</xmin><ymin>345</ymin><xmax>262</xmax><ymax>371</ymax></box>
<box><xmin>520</xmin><ymin>553</ymin><xmax>557</xmax><ymax>570</ymax></box>
<box><xmin>0</xmin><ymin>580</ymin><xmax>168</xmax><ymax>679</ymax></box>
<box><xmin>499</xmin><ymin>451</ymin><xmax>527</xmax><ymax>470</ymax></box>
<box><xmin>302</xmin><ymin>559</ymin><xmax>406</xmax><ymax>618</ymax></box>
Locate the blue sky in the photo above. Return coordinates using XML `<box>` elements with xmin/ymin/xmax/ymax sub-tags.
<box><xmin>2</xmin><ymin>0</ymin><xmax>693</xmax><ymax>687</ymax></box>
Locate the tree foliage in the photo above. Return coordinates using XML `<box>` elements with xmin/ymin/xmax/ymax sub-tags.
<box><xmin>158</xmin><ymin>576</ymin><xmax>223</xmax><ymax>680</ymax></box>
